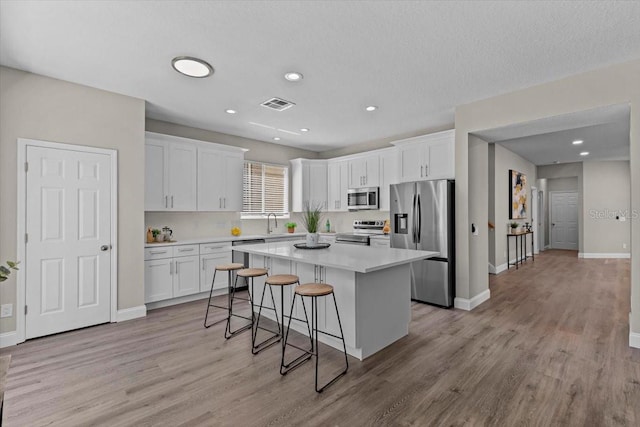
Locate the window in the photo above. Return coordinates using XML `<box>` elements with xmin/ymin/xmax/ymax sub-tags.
<box><xmin>242</xmin><ymin>161</ymin><xmax>289</xmax><ymax>217</ymax></box>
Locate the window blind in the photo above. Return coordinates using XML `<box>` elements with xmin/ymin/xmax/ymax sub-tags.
<box><xmin>242</xmin><ymin>161</ymin><xmax>288</xmax><ymax>216</ymax></box>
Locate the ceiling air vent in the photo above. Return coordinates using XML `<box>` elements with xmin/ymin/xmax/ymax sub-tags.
<box><xmin>261</xmin><ymin>97</ymin><xmax>295</xmax><ymax>111</ymax></box>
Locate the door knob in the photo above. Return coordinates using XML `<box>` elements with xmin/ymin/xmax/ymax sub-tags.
<box><xmin>100</xmin><ymin>245</ymin><xmax>110</xmax><ymax>251</ymax></box>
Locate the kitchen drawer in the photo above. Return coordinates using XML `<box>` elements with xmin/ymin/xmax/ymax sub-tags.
<box><xmin>370</xmin><ymin>238</ymin><xmax>390</xmax><ymax>248</ymax></box>
<box><xmin>144</xmin><ymin>246</ymin><xmax>174</xmax><ymax>260</ymax></box>
<box><xmin>173</xmin><ymin>244</ymin><xmax>200</xmax><ymax>257</ymax></box>
<box><xmin>200</xmin><ymin>242</ymin><xmax>232</xmax><ymax>255</ymax></box>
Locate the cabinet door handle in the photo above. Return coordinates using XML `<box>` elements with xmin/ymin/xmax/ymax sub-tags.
<box><xmin>224</xmin><ymin>198</ymin><xmax>226</xmax><ymax>208</ymax></box>
<box><xmin>165</xmin><ymin>195</ymin><xmax>168</xmax><ymax>208</ymax></box>
<box><xmin>205</xmin><ymin>245</ymin><xmax>224</xmax><ymax>250</ymax></box>
<box><xmin>175</xmin><ymin>260</ymin><xmax>178</xmax><ymax>274</ymax></box>
<box><xmin>177</xmin><ymin>248</ymin><xmax>194</xmax><ymax>252</ymax></box>
<box><xmin>219</xmin><ymin>198</ymin><xmax>221</xmax><ymax>208</ymax></box>
<box><xmin>425</xmin><ymin>164</ymin><xmax>428</xmax><ymax>176</ymax></box>
<box><xmin>169</xmin><ymin>260</ymin><xmax>173</xmax><ymax>275</ymax></box>
<box><xmin>421</xmin><ymin>165</ymin><xmax>423</xmax><ymax>177</ymax></box>
<box><xmin>150</xmin><ymin>250</ymin><xmax>168</xmax><ymax>255</ymax></box>
<box><xmin>171</xmin><ymin>195</ymin><xmax>174</xmax><ymax>208</ymax></box>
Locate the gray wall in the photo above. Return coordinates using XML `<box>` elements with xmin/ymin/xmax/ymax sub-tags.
<box><xmin>454</xmin><ymin>59</ymin><xmax>639</xmax><ymax>339</ymax></box>
<box><xmin>490</xmin><ymin>144</ymin><xmax>537</xmax><ymax>269</ymax></box>
<box><xmin>0</xmin><ymin>66</ymin><xmax>146</xmax><ymax>333</ymax></box>
<box><xmin>583</xmin><ymin>161</ymin><xmax>631</xmax><ymax>254</ymax></box>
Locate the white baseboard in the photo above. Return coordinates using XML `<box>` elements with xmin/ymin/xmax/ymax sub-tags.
<box><xmin>0</xmin><ymin>331</ymin><xmax>18</xmax><ymax>348</ymax></box>
<box><xmin>116</xmin><ymin>305</ymin><xmax>147</xmax><ymax>322</ymax></box>
<box><xmin>630</xmin><ymin>332</ymin><xmax>640</xmax><ymax>349</ymax></box>
<box><xmin>578</xmin><ymin>253</ymin><xmax>631</xmax><ymax>259</ymax></box>
<box><xmin>454</xmin><ymin>289</ymin><xmax>491</xmax><ymax>311</ymax></box>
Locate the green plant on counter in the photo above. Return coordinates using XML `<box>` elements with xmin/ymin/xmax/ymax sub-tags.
<box><xmin>0</xmin><ymin>261</ymin><xmax>19</xmax><ymax>282</ymax></box>
<box><xmin>509</xmin><ymin>222</ymin><xmax>519</xmax><ymax>230</ymax></box>
<box><xmin>285</xmin><ymin>222</ymin><xmax>297</xmax><ymax>229</ymax></box>
<box><xmin>151</xmin><ymin>228</ymin><xmax>161</xmax><ymax>238</ymax></box>
<box><xmin>302</xmin><ymin>203</ymin><xmax>322</xmax><ymax>233</ymax></box>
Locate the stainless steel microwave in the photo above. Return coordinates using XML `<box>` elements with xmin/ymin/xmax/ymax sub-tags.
<box><xmin>347</xmin><ymin>187</ymin><xmax>379</xmax><ymax>211</ymax></box>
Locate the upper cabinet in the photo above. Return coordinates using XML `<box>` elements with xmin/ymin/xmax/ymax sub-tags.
<box><xmin>145</xmin><ymin>134</ymin><xmax>197</xmax><ymax>211</ymax></box>
<box><xmin>290</xmin><ymin>159</ymin><xmax>328</xmax><ymax>212</ymax></box>
<box><xmin>393</xmin><ymin>129</ymin><xmax>455</xmax><ymax>183</ymax></box>
<box><xmin>378</xmin><ymin>148</ymin><xmax>399</xmax><ymax>211</ymax></box>
<box><xmin>347</xmin><ymin>154</ymin><xmax>379</xmax><ymax>188</ymax></box>
<box><xmin>197</xmin><ymin>145</ymin><xmax>244</xmax><ymax>212</ymax></box>
<box><xmin>145</xmin><ymin>132</ymin><xmax>246</xmax><ymax>212</ymax></box>
<box><xmin>327</xmin><ymin>160</ymin><xmax>348</xmax><ymax>212</ymax></box>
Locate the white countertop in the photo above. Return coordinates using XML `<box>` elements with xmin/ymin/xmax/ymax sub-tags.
<box><xmin>144</xmin><ymin>233</ymin><xmax>308</xmax><ymax>248</ymax></box>
<box><xmin>233</xmin><ymin>241</ymin><xmax>438</xmax><ymax>273</ymax></box>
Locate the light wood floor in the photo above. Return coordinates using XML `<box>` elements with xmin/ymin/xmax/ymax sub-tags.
<box><xmin>2</xmin><ymin>250</ymin><xmax>639</xmax><ymax>426</ymax></box>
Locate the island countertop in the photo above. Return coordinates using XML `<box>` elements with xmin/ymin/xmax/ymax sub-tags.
<box><xmin>232</xmin><ymin>241</ymin><xmax>438</xmax><ymax>273</ymax></box>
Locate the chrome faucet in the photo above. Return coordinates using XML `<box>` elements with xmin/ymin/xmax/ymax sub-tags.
<box><xmin>267</xmin><ymin>213</ymin><xmax>278</xmax><ymax>234</ymax></box>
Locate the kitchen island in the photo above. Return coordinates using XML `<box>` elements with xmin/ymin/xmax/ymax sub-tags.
<box><xmin>233</xmin><ymin>241</ymin><xmax>438</xmax><ymax>360</ymax></box>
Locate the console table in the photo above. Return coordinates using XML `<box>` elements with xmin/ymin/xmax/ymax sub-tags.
<box><xmin>507</xmin><ymin>230</ymin><xmax>534</xmax><ymax>270</ymax></box>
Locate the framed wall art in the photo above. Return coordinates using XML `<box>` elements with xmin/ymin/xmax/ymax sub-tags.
<box><xmin>509</xmin><ymin>169</ymin><xmax>527</xmax><ymax>219</ymax></box>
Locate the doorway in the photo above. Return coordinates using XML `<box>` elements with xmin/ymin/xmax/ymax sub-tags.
<box><xmin>17</xmin><ymin>139</ymin><xmax>118</xmax><ymax>341</ymax></box>
<box><xmin>549</xmin><ymin>191</ymin><xmax>579</xmax><ymax>250</ymax></box>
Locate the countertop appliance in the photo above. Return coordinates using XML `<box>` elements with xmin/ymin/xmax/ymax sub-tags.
<box><xmin>347</xmin><ymin>187</ymin><xmax>379</xmax><ymax>211</ymax></box>
<box><xmin>336</xmin><ymin>220</ymin><xmax>385</xmax><ymax>246</ymax></box>
<box><xmin>390</xmin><ymin>180</ymin><xmax>455</xmax><ymax>307</ymax></box>
<box><xmin>232</xmin><ymin>238</ymin><xmax>266</xmax><ymax>289</ymax></box>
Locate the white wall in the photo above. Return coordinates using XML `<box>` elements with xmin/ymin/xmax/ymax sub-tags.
<box><xmin>0</xmin><ymin>66</ymin><xmax>146</xmax><ymax>334</ymax></box>
<box><xmin>489</xmin><ymin>144</ymin><xmax>537</xmax><ymax>271</ymax></box>
<box><xmin>583</xmin><ymin>161</ymin><xmax>631</xmax><ymax>255</ymax></box>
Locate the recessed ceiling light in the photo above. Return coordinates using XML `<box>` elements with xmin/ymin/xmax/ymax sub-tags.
<box><xmin>572</xmin><ymin>140</ymin><xmax>583</xmax><ymax>145</ymax></box>
<box><xmin>580</xmin><ymin>151</ymin><xmax>589</xmax><ymax>156</ymax></box>
<box><xmin>225</xmin><ymin>109</ymin><xmax>237</xmax><ymax>114</ymax></box>
<box><xmin>171</xmin><ymin>56</ymin><xmax>214</xmax><ymax>78</ymax></box>
<box><xmin>300</xmin><ymin>128</ymin><xmax>309</xmax><ymax>132</ymax></box>
<box><xmin>273</xmin><ymin>137</ymin><xmax>281</xmax><ymax>141</ymax></box>
<box><xmin>365</xmin><ymin>105</ymin><xmax>378</xmax><ymax>112</ymax></box>
<box><xmin>284</xmin><ymin>72</ymin><xmax>303</xmax><ymax>82</ymax></box>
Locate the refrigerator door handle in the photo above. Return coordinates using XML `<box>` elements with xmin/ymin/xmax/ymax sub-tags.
<box><xmin>417</xmin><ymin>194</ymin><xmax>422</xmax><ymax>243</ymax></box>
<box><xmin>412</xmin><ymin>193</ymin><xmax>417</xmax><ymax>243</ymax></box>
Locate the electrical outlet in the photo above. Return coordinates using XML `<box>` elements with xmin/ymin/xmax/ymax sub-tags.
<box><xmin>0</xmin><ymin>304</ymin><xmax>12</xmax><ymax>318</ymax></box>
<box><xmin>623</xmin><ymin>243</ymin><xmax>627</xmax><ymax>249</ymax></box>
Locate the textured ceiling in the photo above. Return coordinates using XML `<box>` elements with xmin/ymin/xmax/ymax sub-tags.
<box><xmin>486</xmin><ymin>104</ymin><xmax>630</xmax><ymax>165</ymax></box>
<box><xmin>2</xmin><ymin>1</ymin><xmax>640</xmax><ymax>152</ymax></box>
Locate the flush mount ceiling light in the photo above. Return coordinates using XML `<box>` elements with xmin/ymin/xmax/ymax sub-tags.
<box><xmin>273</xmin><ymin>137</ymin><xmax>281</xmax><ymax>141</ymax></box>
<box><xmin>580</xmin><ymin>151</ymin><xmax>590</xmax><ymax>156</ymax></box>
<box><xmin>225</xmin><ymin>109</ymin><xmax>237</xmax><ymax>114</ymax></box>
<box><xmin>171</xmin><ymin>56</ymin><xmax>214</xmax><ymax>78</ymax></box>
<box><xmin>300</xmin><ymin>128</ymin><xmax>309</xmax><ymax>132</ymax></box>
<box><xmin>365</xmin><ymin>105</ymin><xmax>378</xmax><ymax>112</ymax></box>
<box><xmin>284</xmin><ymin>72</ymin><xmax>303</xmax><ymax>82</ymax></box>
<box><xmin>572</xmin><ymin>140</ymin><xmax>584</xmax><ymax>145</ymax></box>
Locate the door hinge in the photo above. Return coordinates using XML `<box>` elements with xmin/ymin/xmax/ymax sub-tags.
<box><xmin>24</xmin><ymin>162</ymin><xmax>29</xmax><ymax>172</ymax></box>
<box><xmin>25</xmin><ymin>305</ymin><xmax>28</xmax><ymax>315</ymax></box>
<box><xmin>25</xmin><ymin>233</ymin><xmax>28</xmax><ymax>243</ymax></box>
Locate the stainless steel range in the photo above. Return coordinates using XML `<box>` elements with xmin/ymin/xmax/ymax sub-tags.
<box><xmin>335</xmin><ymin>220</ymin><xmax>385</xmax><ymax>246</ymax></box>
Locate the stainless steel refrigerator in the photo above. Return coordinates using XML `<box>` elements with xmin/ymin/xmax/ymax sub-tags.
<box><xmin>390</xmin><ymin>180</ymin><xmax>455</xmax><ymax>307</ymax></box>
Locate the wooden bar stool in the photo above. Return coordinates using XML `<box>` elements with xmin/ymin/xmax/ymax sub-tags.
<box><xmin>203</xmin><ymin>262</ymin><xmax>247</xmax><ymax>331</ymax></box>
<box><xmin>235</xmin><ymin>268</ymin><xmax>277</xmax><ymax>347</ymax></box>
<box><xmin>282</xmin><ymin>283</ymin><xmax>349</xmax><ymax>393</ymax></box>
<box><xmin>257</xmin><ymin>275</ymin><xmax>312</xmax><ymax>366</ymax></box>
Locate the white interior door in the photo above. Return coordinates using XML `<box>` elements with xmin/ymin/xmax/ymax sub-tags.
<box><xmin>550</xmin><ymin>192</ymin><xmax>578</xmax><ymax>250</ymax></box>
<box><xmin>25</xmin><ymin>145</ymin><xmax>112</xmax><ymax>339</ymax></box>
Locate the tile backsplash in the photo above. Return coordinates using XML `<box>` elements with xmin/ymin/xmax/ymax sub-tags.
<box><xmin>145</xmin><ymin>210</ymin><xmax>390</xmax><ymax>240</ymax></box>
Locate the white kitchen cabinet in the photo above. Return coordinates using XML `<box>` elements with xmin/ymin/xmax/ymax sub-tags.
<box><xmin>378</xmin><ymin>148</ymin><xmax>398</xmax><ymax>211</ymax></box>
<box><xmin>197</xmin><ymin>145</ymin><xmax>244</xmax><ymax>212</ymax></box>
<box><xmin>144</xmin><ymin>244</ymin><xmax>201</xmax><ymax>303</ymax></box>
<box><xmin>394</xmin><ymin>130</ymin><xmax>455</xmax><ymax>183</ymax></box>
<box><xmin>327</xmin><ymin>160</ymin><xmax>348</xmax><ymax>211</ymax></box>
<box><xmin>199</xmin><ymin>242</ymin><xmax>233</xmax><ymax>293</ymax></box>
<box><xmin>370</xmin><ymin>237</ymin><xmax>390</xmax><ymax>248</ymax></box>
<box><xmin>290</xmin><ymin>159</ymin><xmax>328</xmax><ymax>212</ymax></box>
<box><xmin>144</xmin><ymin>258</ymin><xmax>173</xmax><ymax>303</ymax></box>
<box><xmin>173</xmin><ymin>255</ymin><xmax>200</xmax><ymax>297</ymax></box>
<box><xmin>348</xmin><ymin>154</ymin><xmax>379</xmax><ymax>188</ymax></box>
<box><xmin>145</xmin><ymin>132</ymin><xmax>197</xmax><ymax>211</ymax></box>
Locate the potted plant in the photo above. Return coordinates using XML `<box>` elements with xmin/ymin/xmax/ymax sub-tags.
<box><xmin>285</xmin><ymin>222</ymin><xmax>297</xmax><ymax>233</ymax></box>
<box><xmin>0</xmin><ymin>261</ymin><xmax>19</xmax><ymax>282</ymax></box>
<box><xmin>152</xmin><ymin>228</ymin><xmax>163</xmax><ymax>242</ymax></box>
<box><xmin>509</xmin><ymin>222</ymin><xmax>519</xmax><ymax>233</ymax></box>
<box><xmin>302</xmin><ymin>203</ymin><xmax>322</xmax><ymax>247</ymax></box>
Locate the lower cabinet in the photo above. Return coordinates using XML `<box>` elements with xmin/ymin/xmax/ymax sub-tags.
<box><xmin>173</xmin><ymin>255</ymin><xmax>200</xmax><ymax>297</ymax></box>
<box><xmin>144</xmin><ymin>258</ymin><xmax>173</xmax><ymax>303</ymax></box>
<box><xmin>200</xmin><ymin>251</ymin><xmax>232</xmax><ymax>293</ymax></box>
